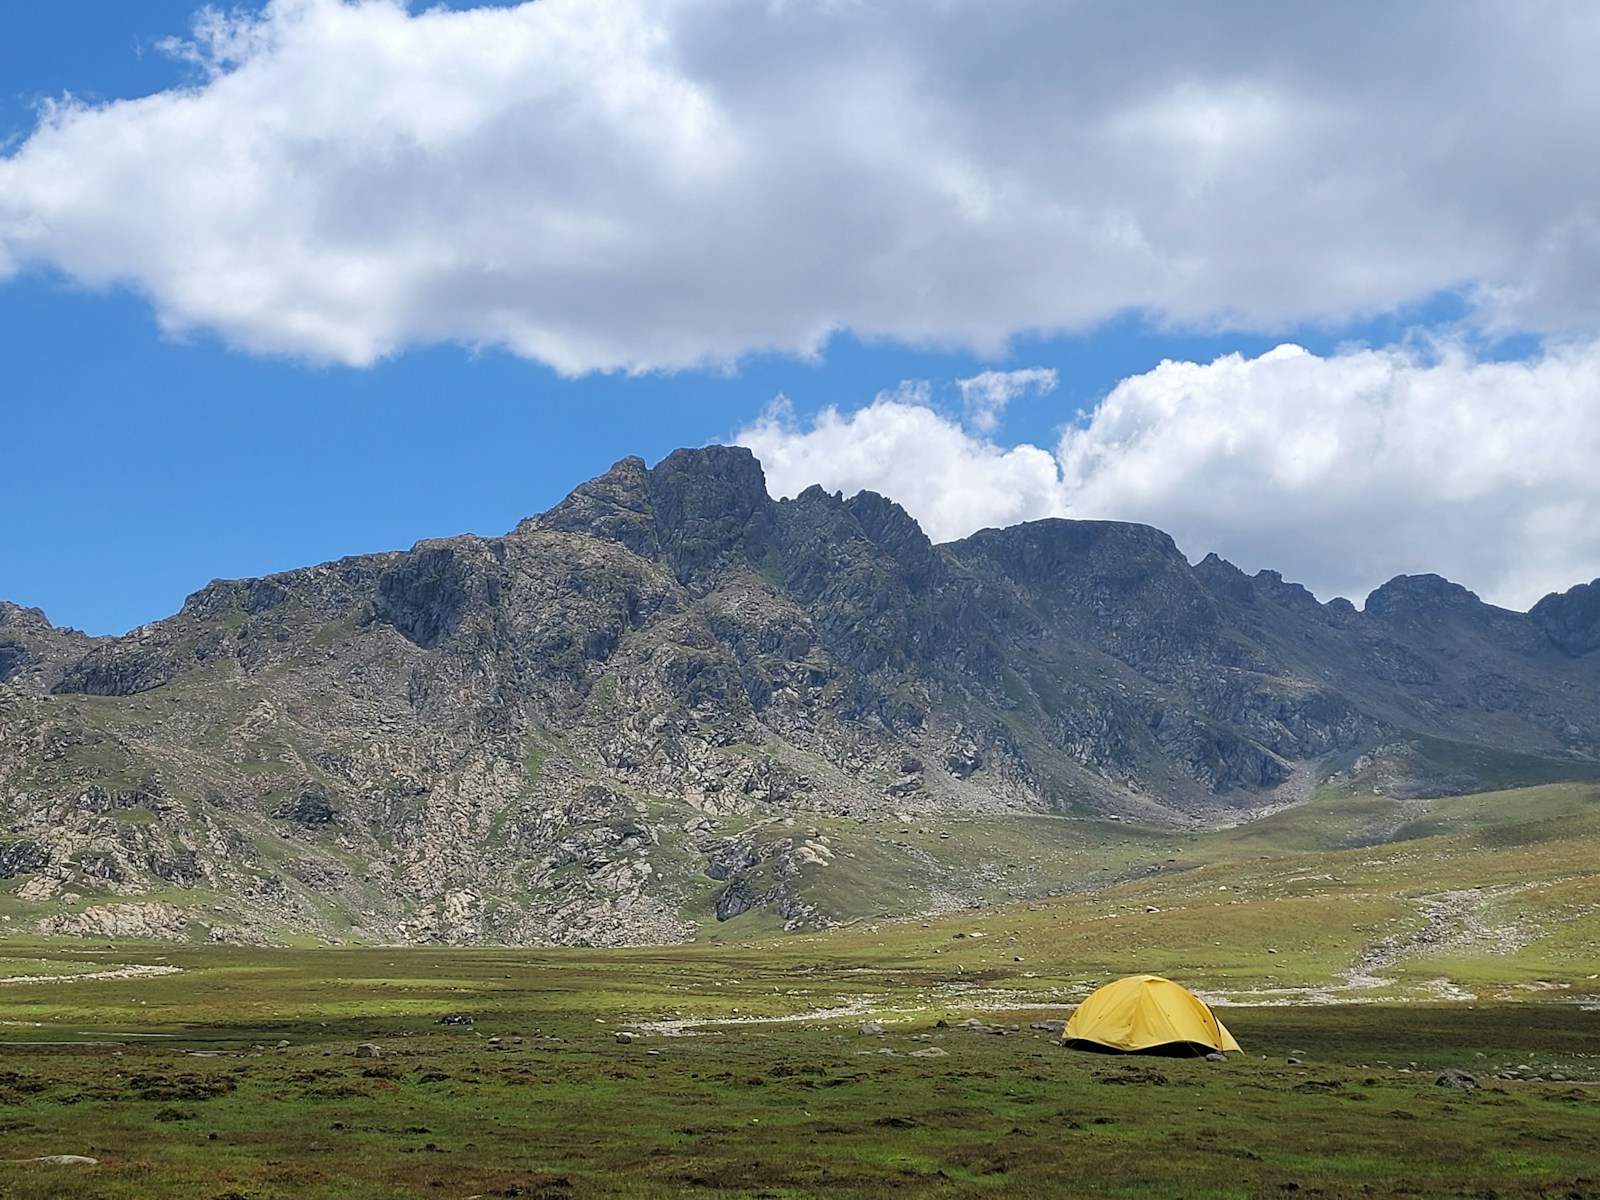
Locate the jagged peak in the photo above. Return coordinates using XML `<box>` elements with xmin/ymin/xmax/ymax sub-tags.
<box><xmin>653</xmin><ymin>443</ymin><xmax>764</xmax><ymax>477</ymax></box>
<box><xmin>530</xmin><ymin>455</ymin><xmax>651</xmax><ymax>524</ymax></box>
<box><xmin>1530</xmin><ymin>576</ymin><xmax>1600</xmax><ymax>615</ymax></box>
<box><xmin>1530</xmin><ymin>577</ymin><xmax>1600</xmax><ymax>656</ymax></box>
<box><xmin>646</xmin><ymin>446</ymin><xmax>772</xmax><ymax>530</ymax></box>
<box><xmin>529</xmin><ymin>446</ymin><xmax>773</xmax><ymax>563</ymax></box>
<box><xmin>843</xmin><ymin>489</ymin><xmax>931</xmax><ymax>547</ymax></box>
<box><xmin>1364</xmin><ymin>573</ymin><xmax>1485</xmax><ymax>617</ymax></box>
<box><xmin>1192</xmin><ymin>556</ymin><xmax>1333</xmax><ymax>613</ymax></box>
<box><xmin>1250</xmin><ymin>568</ymin><xmax>1321</xmax><ymax>608</ymax></box>
<box><xmin>529</xmin><ymin>454</ymin><xmax>660</xmax><ymax>557</ymax></box>
<box><xmin>0</xmin><ymin>601</ymin><xmax>55</xmax><ymax>629</ymax></box>
<box><xmin>950</xmin><ymin>516</ymin><xmax>1186</xmax><ymax>566</ymax></box>
<box><xmin>645</xmin><ymin>446</ymin><xmax>774</xmax><ymax>588</ymax></box>
<box><xmin>791</xmin><ymin>482</ymin><xmax>837</xmax><ymax>505</ymax></box>
<box><xmin>1192</xmin><ymin>552</ymin><xmax>1253</xmax><ymax>602</ymax></box>
<box><xmin>1196</xmin><ymin>551</ymin><xmax>1242</xmax><ymax>573</ymax></box>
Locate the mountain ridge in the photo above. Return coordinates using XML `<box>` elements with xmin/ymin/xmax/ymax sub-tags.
<box><xmin>3</xmin><ymin>445</ymin><xmax>1599</xmax><ymax>946</ymax></box>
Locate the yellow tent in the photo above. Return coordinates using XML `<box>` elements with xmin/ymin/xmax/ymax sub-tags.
<box><xmin>1062</xmin><ymin>975</ymin><xmax>1241</xmax><ymax>1056</ymax></box>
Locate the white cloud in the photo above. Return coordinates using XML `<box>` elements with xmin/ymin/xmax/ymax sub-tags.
<box><xmin>4</xmin><ymin>0</ymin><xmax>1600</xmax><ymax>368</ymax></box>
<box><xmin>739</xmin><ymin>389</ymin><xmax>1067</xmax><ymax>544</ymax></box>
<box><xmin>737</xmin><ymin>341</ymin><xmax>1600</xmax><ymax>610</ymax></box>
<box><xmin>956</xmin><ymin>368</ymin><xmax>1057</xmax><ymax>434</ymax></box>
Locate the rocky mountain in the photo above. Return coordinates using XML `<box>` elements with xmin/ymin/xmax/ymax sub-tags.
<box><xmin>4</xmin><ymin>446</ymin><xmax>1599</xmax><ymax>946</ymax></box>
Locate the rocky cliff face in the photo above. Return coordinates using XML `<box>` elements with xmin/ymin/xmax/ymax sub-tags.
<box><xmin>4</xmin><ymin>447</ymin><xmax>1599</xmax><ymax>946</ymax></box>
<box><xmin>0</xmin><ymin>603</ymin><xmax>94</xmax><ymax>693</ymax></box>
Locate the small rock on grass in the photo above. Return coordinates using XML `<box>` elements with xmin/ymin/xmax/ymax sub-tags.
<box><xmin>355</xmin><ymin>1043</ymin><xmax>382</xmax><ymax>1059</ymax></box>
<box><xmin>615</xmin><ymin>1031</ymin><xmax>638</xmax><ymax>1044</ymax></box>
<box><xmin>858</xmin><ymin>1021</ymin><xmax>885</xmax><ymax>1036</ymax></box>
<box><xmin>29</xmin><ymin>1156</ymin><xmax>98</xmax><ymax>1166</ymax></box>
<box><xmin>910</xmin><ymin>1047</ymin><xmax>949</xmax><ymax>1058</ymax></box>
<box><xmin>1435</xmin><ymin>1069</ymin><xmax>1478</xmax><ymax>1090</ymax></box>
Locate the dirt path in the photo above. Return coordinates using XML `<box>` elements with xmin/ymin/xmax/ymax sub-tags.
<box><xmin>1209</xmin><ymin>884</ymin><xmax>1540</xmax><ymax>1006</ymax></box>
<box><xmin>1345</xmin><ymin>884</ymin><xmax>1536</xmax><ymax>984</ymax></box>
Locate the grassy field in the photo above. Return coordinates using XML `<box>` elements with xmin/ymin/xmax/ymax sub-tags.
<box><xmin>2</xmin><ymin>781</ymin><xmax>1599</xmax><ymax>1198</ymax></box>
<box><xmin>0</xmin><ymin>946</ymin><xmax>1596</xmax><ymax>1200</ymax></box>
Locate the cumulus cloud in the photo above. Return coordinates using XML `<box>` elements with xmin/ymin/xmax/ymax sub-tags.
<box><xmin>4</xmin><ymin>0</ymin><xmax>1600</xmax><ymax>368</ymax></box>
<box><xmin>737</xmin><ymin>342</ymin><xmax>1600</xmax><ymax>610</ymax></box>
<box><xmin>740</xmin><ymin>388</ymin><xmax>1068</xmax><ymax>544</ymax></box>
<box><xmin>956</xmin><ymin>368</ymin><xmax>1057</xmax><ymax>434</ymax></box>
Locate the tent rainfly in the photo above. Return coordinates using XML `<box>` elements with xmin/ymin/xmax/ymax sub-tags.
<box><xmin>1062</xmin><ymin>975</ymin><xmax>1241</xmax><ymax>1056</ymax></box>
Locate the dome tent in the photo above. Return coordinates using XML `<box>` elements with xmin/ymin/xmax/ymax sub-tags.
<box><xmin>1062</xmin><ymin>975</ymin><xmax>1241</xmax><ymax>1056</ymax></box>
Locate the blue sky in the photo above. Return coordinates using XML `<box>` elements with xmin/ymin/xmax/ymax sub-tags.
<box><xmin>5</xmin><ymin>1</ymin><xmax>1600</xmax><ymax>635</ymax></box>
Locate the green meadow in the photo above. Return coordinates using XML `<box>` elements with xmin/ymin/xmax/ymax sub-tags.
<box><xmin>2</xmin><ymin>781</ymin><xmax>1599</xmax><ymax>1198</ymax></box>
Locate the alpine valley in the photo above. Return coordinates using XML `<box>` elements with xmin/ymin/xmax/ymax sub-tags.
<box><xmin>4</xmin><ymin>446</ymin><xmax>1600</xmax><ymax>946</ymax></box>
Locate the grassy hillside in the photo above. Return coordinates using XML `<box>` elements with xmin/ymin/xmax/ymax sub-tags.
<box><xmin>7</xmin><ymin>778</ymin><xmax>1597</xmax><ymax>1000</ymax></box>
